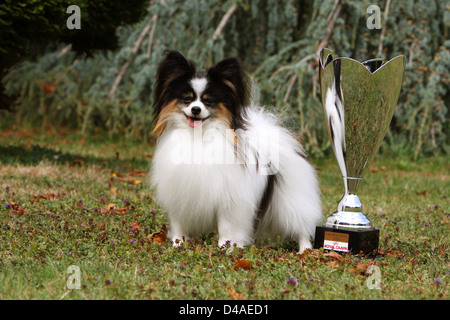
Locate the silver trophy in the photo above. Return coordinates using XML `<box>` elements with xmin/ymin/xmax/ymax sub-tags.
<box><xmin>314</xmin><ymin>48</ymin><xmax>405</xmax><ymax>253</ymax></box>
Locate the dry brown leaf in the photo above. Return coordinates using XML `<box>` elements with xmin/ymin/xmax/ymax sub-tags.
<box><xmin>298</xmin><ymin>251</ymin><xmax>307</xmax><ymax>259</ymax></box>
<box><xmin>323</xmin><ymin>251</ymin><xmax>344</xmax><ymax>261</ymax></box>
<box><xmin>69</xmin><ymin>159</ymin><xmax>84</xmax><ymax>167</ymax></box>
<box><xmin>356</xmin><ymin>263</ymin><xmax>368</xmax><ymax>274</ymax></box>
<box><xmin>415</xmin><ymin>190</ymin><xmax>428</xmax><ymax>196</ymax></box>
<box><xmin>227</xmin><ymin>286</ymin><xmax>247</xmax><ymax>300</ymax></box>
<box><xmin>147</xmin><ymin>231</ymin><xmax>167</xmax><ymax>244</ymax></box>
<box><xmin>326</xmin><ymin>260</ymin><xmax>341</xmax><ymax>268</ymax></box>
<box><xmin>127</xmin><ymin>169</ymin><xmax>147</xmax><ymax>177</ymax></box>
<box><xmin>233</xmin><ymin>259</ymin><xmax>254</xmax><ymax>271</ymax></box>
<box><xmin>116</xmin><ymin>178</ymin><xmax>142</xmax><ymax>185</ymax></box>
<box><xmin>99</xmin><ymin>203</ymin><xmax>127</xmax><ymax>215</ymax></box>
<box><xmin>40</xmin><ymin>193</ymin><xmax>57</xmax><ymax>199</ymax></box>
<box><xmin>8</xmin><ymin>198</ymin><xmax>27</xmax><ymax>215</ymax></box>
<box><xmin>279</xmin><ymin>257</ymin><xmax>292</xmax><ymax>264</ymax></box>
<box><xmin>100</xmin><ymin>203</ymin><xmax>115</xmax><ymax>214</ymax></box>
<box><xmin>42</xmin><ymin>82</ymin><xmax>55</xmax><ymax>94</ymax></box>
<box><xmin>130</xmin><ymin>221</ymin><xmax>141</xmax><ymax>231</ymax></box>
<box><xmin>116</xmin><ymin>207</ymin><xmax>128</xmax><ymax>215</ymax></box>
<box><xmin>127</xmin><ymin>179</ymin><xmax>142</xmax><ymax>185</ymax></box>
<box><xmin>31</xmin><ymin>192</ymin><xmax>58</xmax><ymax>201</ymax></box>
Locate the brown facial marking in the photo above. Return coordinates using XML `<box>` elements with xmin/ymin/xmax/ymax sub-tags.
<box><xmin>215</xmin><ymin>102</ymin><xmax>232</xmax><ymax>128</ymax></box>
<box><xmin>151</xmin><ymin>99</ymin><xmax>179</xmax><ymax>137</ymax></box>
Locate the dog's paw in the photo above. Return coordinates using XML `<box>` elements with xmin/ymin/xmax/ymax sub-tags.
<box><xmin>171</xmin><ymin>235</ymin><xmax>189</xmax><ymax>247</ymax></box>
<box><xmin>298</xmin><ymin>239</ymin><xmax>312</xmax><ymax>253</ymax></box>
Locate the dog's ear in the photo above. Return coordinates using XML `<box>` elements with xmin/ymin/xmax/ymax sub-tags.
<box><xmin>207</xmin><ymin>57</ymin><xmax>250</xmax><ymax>107</ymax></box>
<box><xmin>153</xmin><ymin>50</ymin><xmax>196</xmax><ymax>113</ymax></box>
<box><xmin>156</xmin><ymin>50</ymin><xmax>196</xmax><ymax>88</ymax></box>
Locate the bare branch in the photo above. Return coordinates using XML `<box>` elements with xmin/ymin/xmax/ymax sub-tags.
<box><xmin>147</xmin><ymin>14</ymin><xmax>158</xmax><ymax>59</ymax></box>
<box><xmin>316</xmin><ymin>2</ymin><xmax>342</xmax><ymax>57</ymax></box>
<box><xmin>107</xmin><ymin>21</ymin><xmax>152</xmax><ymax>100</ymax></box>
<box><xmin>377</xmin><ymin>0</ymin><xmax>392</xmax><ymax>56</ymax></box>
<box><xmin>211</xmin><ymin>3</ymin><xmax>239</xmax><ymax>41</ymax></box>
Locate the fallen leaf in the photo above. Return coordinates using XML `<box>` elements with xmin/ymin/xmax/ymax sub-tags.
<box><xmin>301</xmin><ymin>248</ymin><xmax>321</xmax><ymax>260</ymax></box>
<box><xmin>323</xmin><ymin>251</ymin><xmax>344</xmax><ymax>261</ymax></box>
<box><xmin>130</xmin><ymin>221</ymin><xmax>141</xmax><ymax>231</ymax></box>
<box><xmin>144</xmin><ymin>152</ymin><xmax>153</xmax><ymax>159</ymax></box>
<box><xmin>8</xmin><ymin>198</ymin><xmax>27</xmax><ymax>215</ymax></box>
<box><xmin>415</xmin><ymin>190</ymin><xmax>428</xmax><ymax>196</ymax></box>
<box><xmin>326</xmin><ymin>260</ymin><xmax>341</xmax><ymax>268</ymax></box>
<box><xmin>116</xmin><ymin>207</ymin><xmax>128</xmax><ymax>215</ymax></box>
<box><xmin>100</xmin><ymin>203</ymin><xmax>127</xmax><ymax>215</ymax></box>
<box><xmin>278</xmin><ymin>257</ymin><xmax>292</xmax><ymax>264</ymax></box>
<box><xmin>147</xmin><ymin>231</ymin><xmax>167</xmax><ymax>244</ymax></box>
<box><xmin>109</xmin><ymin>188</ymin><xmax>118</xmax><ymax>194</ymax></box>
<box><xmin>379</xmin><ymin>247</ymin><xmax>404</xmax><ymax>258</ymax></box>
<box><xmin>41</xmin><ymin>192</ymin><xmax>57</xmax><ymax>199</ymax></box>
<box><xmin>120</xmin><ymin>178</ymin><xmax>142</xmax><ymax>185</ymax></box>
<box><xmin>128</xmin><ymin>179</ymin><xmax>142</xmax><ymax>185</ymax></box>
<box><xmin>233</xmin><ymin>259</ymin><xmax>254</xmax><ymax>271</ymax></box>
<box><xmin>127</xmin><ymin>169</ymin><xmax>147</xmax><ymax>177</ymax></box>
<box><xmin>298</xmin><ymin>252</ymin><xmax>307</xmax><ymax>259</ymax></box>
<box><xmin>32</xmin><ymin>192</ymin><xmax>58</xmax><ymax>201</ymax></box>
<box><xmin>69</xmin><ymin>160</ymin><xmax>84</xmax><ymax>167</ymax></box>
<box><xmin>42</xmin><ymin>82</ymin><xmax>55</xmax><ymax>94</ymax></box>
<box><xmin>227</xmin><ymin>286</ymin><xmax>247</xmax><ymax>300</ymax></box>
<box><xmin>356</xmin><ymin>263</ymin><xmax>368</xmax><ymax>274</ymax></box>
<box><xmin>100</xmin><ymin>203</ymin><xmax>116</xmax><ymax>214</ymax></box>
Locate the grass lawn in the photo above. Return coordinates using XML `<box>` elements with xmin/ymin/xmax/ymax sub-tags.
<box><xmin>0</xmin><ymin>126</ymin><xmax>448</xmax><ymax>300</ymax></box>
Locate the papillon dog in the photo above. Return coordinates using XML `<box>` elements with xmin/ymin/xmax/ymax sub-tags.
<box><xmin>150</xmin><ymin>50</ymin><xmax>322</xmax><ymax>252</ymax></box>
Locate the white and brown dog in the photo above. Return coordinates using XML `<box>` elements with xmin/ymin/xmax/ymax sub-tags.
<box><xmin>150</xmin><ymin>50</ymin><xmax>321</xmax><ymax>252</ymax></box>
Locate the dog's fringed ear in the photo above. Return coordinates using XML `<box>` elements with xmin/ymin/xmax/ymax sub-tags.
<box><xmin>157</xmin><ymin>50</ymin><xmax>196</xmax><ymax>85</ymax></box>
<box><xmin>153</xmin><ymin>50</ymin><xmax>196</xmax><ymax>108</ymax></box>
<box><xmin>207</xmin><ymin>57</ymin><xmax>251</xmax><ymax>108</ymax></box>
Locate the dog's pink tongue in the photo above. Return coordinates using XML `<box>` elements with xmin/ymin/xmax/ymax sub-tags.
<box><xmin>188</xmin><ymin>118</ymin><xmax>202</xmax><ymax>128</ymax></box>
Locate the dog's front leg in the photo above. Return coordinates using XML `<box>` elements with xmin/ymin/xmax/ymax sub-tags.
<box><xmin>217</xmin><ymin>207</ymin><xmax>254</xmax><ymax>248</ymax></box>
<box><xmin>167</xmin><ymin>220</ymin><xmax>190</xmax><ymax>247</ymax></box>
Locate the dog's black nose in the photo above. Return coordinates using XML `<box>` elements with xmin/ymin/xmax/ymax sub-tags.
<box><xmin>191</xmin><ymin>106</ymin><xmax>201</xmax><ymax>115</ymax></box>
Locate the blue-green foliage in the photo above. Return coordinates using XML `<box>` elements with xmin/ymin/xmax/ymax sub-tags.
<box><xmin>2</xmin><ymin>0</ymin><xmax>448</xmax><ymax>156</ymax></box>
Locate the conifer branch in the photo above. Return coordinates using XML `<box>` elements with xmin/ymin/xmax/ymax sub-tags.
<box><xmin>316</xmin><ymin>1</ymin><xmax>341</xmax><ymax>57</ymax></box>
<box><xmin>146</xmin><ymin>14</ymin><xmax>158</xmax><ymax>59</ymax></box>
<box><xmin>377</xmin><ymin>0</ymin><xmax>391</xmax><ymax>56</ymax></box>
<box><xmin>57</xmin><ymin>44</ymin><xmax>72</xmax><ymax>58</ymax></box>
<box><xmin>108</xmin><ymin>21</ymin><xmax>152</xmax><ymax>100</ymax></box>
<box><xmin>211</xmin><ymin>2</ymin><xmax>239</xmax><ymax>41</ymax></box>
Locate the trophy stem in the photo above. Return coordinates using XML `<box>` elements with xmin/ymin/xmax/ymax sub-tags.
<box><xmin>325</xmin><ymin>176</ymin><xmax>372</xmax><ymax>230</ymax></box>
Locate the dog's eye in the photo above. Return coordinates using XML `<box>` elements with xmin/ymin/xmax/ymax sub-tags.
<box><xmin>181</xmin><ymin>96</ymin><xmax>194</xmax><ymax>104</ymax></box>
<box><xmin>202</xmin><ymin>98</ymin><xmax>216</xmax><ymax>108</ymax></box>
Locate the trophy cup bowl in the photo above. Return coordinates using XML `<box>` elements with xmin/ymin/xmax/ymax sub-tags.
<box><xmin>314</xmin><ymin>48</ymin><xmax>405</xmax><ymax>253</ymax></box>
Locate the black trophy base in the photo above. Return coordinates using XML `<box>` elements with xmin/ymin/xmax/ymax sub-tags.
<box><xmin>314</xmin><ymin>226</ymin><xmax>379</xmax><ymax>254</ymax></box>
